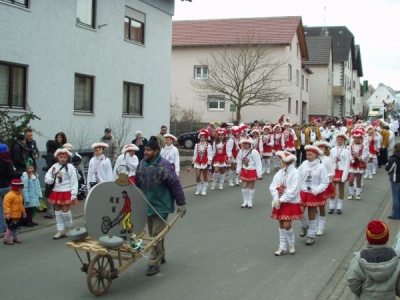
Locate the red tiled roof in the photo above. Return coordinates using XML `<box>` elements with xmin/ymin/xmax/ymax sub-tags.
<box><xmin>172</xmin><ymin>16</ymin><xmax>302</xmax><ymax>47</ymax></box>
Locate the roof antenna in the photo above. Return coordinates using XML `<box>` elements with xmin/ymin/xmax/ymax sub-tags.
<box><xmin>320</xmin><ymin>6</ymin><xmax>329</xmax><ymax>37</ymax></box>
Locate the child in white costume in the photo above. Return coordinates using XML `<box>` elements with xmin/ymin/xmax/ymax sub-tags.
<box><xmin>160</xmin><ymin>134</ymin><xmax>180</xmax><ymax>176</ymax></box>
<box><xmin>313</xmin><ymin>141</ymin><xmax>335</xmax><ymax>236</ymax></box>
<box><xmin>236</xmin><ymin>136</ymin><xmax>263</xmax><ymax>208</ymax></box>
<box><xmin>270</xmin><ymin>151</ymin><xmax>303</xmax><ymax>256</ymax></box>
<box><xmin>260</xmin><ymin>125</ymin><xmax>274</xmax><ymax>174</ymax></box>
<box><xmin>192</xmin><ymin>129</ymin><xmax>213</xmax><ymax>195</ymax></box>
<box><xmin>87</xmin><ymin>142</ymin><xmax>113</xmax><ymax>190</ymax></box>
<box><xmin>114</xmin><ymin>144</ymin><xmax>139</xmax><ymax>184</ymax></box>
<box><xmin>347</xmin><ymin>129</ymin><xmax>369</xmax><ymax>200</ymax></box>
<box><xmin>364</xmin><ymin>126</ymin><xmax>380</xmax><ymax>179</ymax></box>
<box><xmin>226</xmin><ymin>126</ymin><xmax>241</xmax><ymax>187</ymax></box>
<box><xmin>329</xmin><ymin>133</ymin><xmax>350</xmax><ymax>214</ymax></box>
<box><xmin>298</xmin><ymin>145</ymin><xmax>329</xmax><ymax>246</ymax></box>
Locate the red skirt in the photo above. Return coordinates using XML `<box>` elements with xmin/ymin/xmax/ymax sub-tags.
<box><xmin>240</xmin><ymin>169</ymin><xmax>258</xmax><ymax>181</ymax></box>
<box><xmin>271</xmin><ymin>202</ymin><xmax>303</xmax><ymax>221</ymax></box>
<box><xmin>333</xmin><ymin>170</ymin><xmax>346</xmax><ymax>182</ymax></box>
<box><xmin>322</xmin><ymin>182</ymin><xmax>336</xmax><ymax>199</ymax></box>
<box><xmin>48</xmin><ymin>191</ymin><xmax>78</xmax><ymax>206</ymax></box>
<box><xmin>300</xmin><ymin>191</ymin><xmax>326</xmax><ymax>207</ymax></box>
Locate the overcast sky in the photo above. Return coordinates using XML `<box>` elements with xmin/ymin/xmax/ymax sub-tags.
<box><xmin>173</xmin><ymin>0</ymin><xmax>399</xmax><ymax>91</ymax></box>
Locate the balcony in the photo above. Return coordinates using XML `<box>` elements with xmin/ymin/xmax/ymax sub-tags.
<box><xmin>332</xmin><ymin>85</ymin><xmax>345</xmax><ymax>96</ymax></box>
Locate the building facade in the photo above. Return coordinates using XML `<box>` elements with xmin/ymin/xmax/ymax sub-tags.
<box><xmin>171</xmin><ymin>17</ymin><xmax>310</xmax><ymax>125</ymax></box>
<box><xmin>0</xmin><ymin>0</ymin><xmax>175</xmax><ymax>149</ymax></box>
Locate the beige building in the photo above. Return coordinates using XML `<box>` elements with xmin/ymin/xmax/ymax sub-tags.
<box><xmin>171</xmin><ymin>17</ymin><xmax>310</xmax><ymax>125</ymax></box>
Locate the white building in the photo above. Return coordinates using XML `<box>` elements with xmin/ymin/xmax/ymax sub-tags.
<box><xmin>0</xmin><ymin>0</ymin><xmax>175</xmax><ymax>150</ymax></box>
<box><xmin>367</xmin><ymin>83</ymin><xmax>398</xmax><ymax>119</ymax></box>
<box><xmin>171</xmin><ymin>17</ymin><xmax>310</xmax><ymax>125</ymax></box>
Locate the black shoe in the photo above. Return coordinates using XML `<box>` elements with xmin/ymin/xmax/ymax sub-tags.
<box><xmin>146</xmin><ymin>266</ymin><xmax>160</xmax><ymax>276</ymax></box>
<box><xmin>388</xmin><ymin>215</ymin><xmax>400</xmax><ymax>220</ymax></box>
<box><xmin>25</xmin><ymin>222</ymin><xmax>34</xmax><ymax>227</ymax></box>
<box><xmin>44</xmin><ymin>215</ymin><xmax>54</xmax><ymax>219</ymax></box>
<box><xmin>161</xmin><ymin>258</ymin><xmax>166</xmax><ymax>264</ymax></box>
<box><xmin>337</xmin><ymin>209</ymin><xmax>342</xmax><ymax>215</ymax></box>
<box><xmin>300</xmin><ymin>227</ymin><xmax>308</xmax><ymax>237</ymax></box>
<box><xmin>328</xmin><ymin>209</ymin><xmax>335</xmax><ymax>214</ymax></box>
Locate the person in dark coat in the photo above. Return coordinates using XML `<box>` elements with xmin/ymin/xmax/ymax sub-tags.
<box><xmin>11</xmin><ymin>134</ymin><xmax>27</xmax><ymax>174</ymax></box>
<box><xmin>42</xmin><ymin>140</ymin><xmax>59</xmax><ymax>219</ymax></box>
<box><xmin>132</xmin><ymin>131</ymin><xmax>148</xmax><ymax>161</ymax></box>
<box><xmin>0</xmin><ymin>143</ymin><xmax>20</xmax><ymax>233</ymax></box>
<box><xmin>385</xmin><ymin>142</ymin><xmax>400</xmax><ymax>220</ymax></box>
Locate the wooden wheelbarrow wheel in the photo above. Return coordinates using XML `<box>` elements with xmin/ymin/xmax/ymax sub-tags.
<box><xmin>87</xmin><ymin>254</ymin><xmax>117</xmax><ymax>296</ymax></box>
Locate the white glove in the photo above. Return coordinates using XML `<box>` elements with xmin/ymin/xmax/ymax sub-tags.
<box><xmin>311</xmin><ymin>190</ymin><xmax>319</xmax><ymax>196</ymax></box>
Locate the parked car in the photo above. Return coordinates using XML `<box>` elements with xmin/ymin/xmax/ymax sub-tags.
<box><xmin>178</xmin><ymin>131</ymin><xmax>200</xmax><ymax>149</ymax></box>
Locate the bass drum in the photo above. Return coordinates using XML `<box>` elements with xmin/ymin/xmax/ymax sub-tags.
<box><xmin>84</xmin><ymin>182</ymin><xmax>148</xmax><ymax>240</ymax></box>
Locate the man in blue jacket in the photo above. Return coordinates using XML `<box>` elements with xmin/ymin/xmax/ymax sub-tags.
<box><xmin>135</xmin><ymin>136</ymin><xmax>186</xmax><ymax>276</ymax></box>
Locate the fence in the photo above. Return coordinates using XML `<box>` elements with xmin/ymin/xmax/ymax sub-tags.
<box><xmin>169</xmin><ymin>121</ymin><xmax>209</xmax><ymax>137</ymax></box>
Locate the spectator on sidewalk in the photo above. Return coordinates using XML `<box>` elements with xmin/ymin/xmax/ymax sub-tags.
<box><xmin>0</xmin><ymin>144</ymin><xmax>20</xmax><ymax>234</ymax></box>
<box><xmin>132</xmin><ymin>131</ymin><xmax>148</xmax><ymax>161</ymax></box>
<box><xmin>100</xmin><ymin>128</ymin><xmax>119</xmax><ymax>166</ymax></box>
<box><xmin>11</xmin><ymin>134</ymin><xmax>27</xmax><ymax>174</ymax></box>
<box><xmin>43</xmin><ymin>140</ymin><xmax>58</xmax><ymax>219</ymax></box>
<box><xmin>24</xmin><ymin>128</ymin><xmax>39</xmax><ymax>169</ymax></box>
<box><xmin>347</xmin><ymin>220</ymin><xmax>400</xmax><ymax>299</ymax></box>
<box><xmin>55</xmin><ymin>132</ymin><xmax>67</xmax><ymax>148</ymax></box>
<box><xmin>385</xmin><ymin>142</ymin><xmax>400</xmax><ymax>220</ymax></box>
<box><xmin>156</xmin><ymin>125</ymin><xmax>167</xmax><ymax>149</ymax></box>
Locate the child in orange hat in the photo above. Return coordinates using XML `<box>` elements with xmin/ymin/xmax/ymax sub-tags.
<box><xmin>3</xmin><ymin>179</ymin><xmax>26</xmax><ymax>245</ymax></box>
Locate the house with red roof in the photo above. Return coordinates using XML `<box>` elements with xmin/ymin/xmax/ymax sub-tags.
<box><xmin>172</xmin><ymin>16</ymin><xmax>311</xmax><ymax>124</ymax></box>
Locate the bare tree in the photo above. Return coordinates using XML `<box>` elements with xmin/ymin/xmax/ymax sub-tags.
<box><xmin>170</xmin><ymin>96</ymin><xmax>182</xmax><ymax>122</ymax></box>
<box><xmin>63</xmin><ymin>123</ymin><xmax>95</xmax><ymax>151</ymax></box>
<box><xmin>106</xmin><ymin>117</ymin><xmax>134</xmax><ymax>151</ymax></box>
<box><xmin>180</xmin><ymin>107</ymin><xmax>203</xmax><ymax>123</ymax></box>
<box><xmin>192</xmin><ymin>44</ymin><xmax>291</xmax><ymax>122</ymax></box>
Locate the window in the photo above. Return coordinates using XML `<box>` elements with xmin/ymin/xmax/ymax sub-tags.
<box><xmin>288</xmin><ymin>97</ymin><xmax>291</xmax><ymax>114</ymax></box>
<box><xmin>74</xmin><ymin>74</ymin><xmax>94</xmax><ymax>112</ymax></box>
<box><xmin>301</xmin><ymin>75</ymin><xmax>304</xmax><ymax>90</ymax></box>
<box><xmin>297</xmin><ymin>43</ymin><xmax>299</xmax><ymax>57</ymax></box>
<box><xmin>306</xmin><ymin>78</ymin><xmax>309</xmax><ymax>92</ymax></box>
<box><xmin>194</xmin><ymin>66</ymin><xmax>208</xmax><ymax>79</ymax></box>
<box><xmin>123</xmin><ymin>82</ymin><xmax>143</xmax><ymax>116</ymax></box>
<box><xmin>76</xmin><ymin>0</ymin><xmax>96</xmax><ymax>28</ymax></box>
<box><xmin>0</xmin><ymin>62</ymin><xmax>26</xmax><ymax>109</ymax></box>
<box><xmin>208</xmin><ymin>95</ymin><xmax>225</xmax><ymax>111</ymax></box>
<box><xmin>296</xmin><ymin>70</ymin><xmax>299</xmax><ymax>86</ymax></box>
<box><xmin>124</xmin><ymin>6</ymin><xmax>145</xmax><ymax>44</ymax></box>
<box><xmin>296</xmin><ymin>100</ymin><xmax>299</xmax><ymax>115</ymax></box>
<box><xmin>1</xmin><ymin>0</ymin><xmax>29</xmax><ymax>8</ymax></box>
<box><xmin>288</xmin><ymin>64</ymin><xmax>292</xmax><ymax>81</ymax></box>
<box><xmin>352</xmin><ymin>97</ymin><xmax>355</xmax><ymax>105</ymax></box>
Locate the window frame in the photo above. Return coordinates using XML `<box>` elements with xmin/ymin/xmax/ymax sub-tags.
<box><xmin>76</xmin><ymin>0</ymin><xmax>96</xmax><ymax>29</ymax></box>
<box><xmin>296</xmin><ymin>70</ymin><xmax>299</xmax><ymax>86</ymax></box>
<box><xmin>208</xmin><ymin>95</ymin><xmax>225</xmax><ymax>111</ymax></box>
<box><xmin>123</xmin><ymin>82</ymin><xmax>143</xmax><ymax>116</ymax></box>
<box><xmin>288</xmin><ymin>97</ymin><xmax>291</xmax><ymax>114</ymax></box>
<box><xmin>288</xmin><ymin>64</ymin><xmax>292</xmax><ymax>81</ymax></box>
<box><xmin>74</xmin><ymin>73</ymin><xmax>94</xmax><ymax>113</ymax></box>
<box><xmin>124</xmin><ymin>16</ymin><xmax>145</xmax><ymax>44</ymax></box>
<box><xmin>0</xmin><ymin>61</ymin><xmax>27</xmax><ymax>109</ymax></box>
<box><xmin>306</xmin><ymin>78</ymin><xmax>309</xmax><ymax>92</ymax></box>
<box><xmin>296</xmin><ymin>100</ymin><xmax>299</xmax><ymax>115</ymax></box>
<box><xmin>1</xmin><ymin>0</ymin><xmax>29</xmax><ymax>8</ymax></box>
<box><xmin>194</xmin><ymin>66</ymin><xmax>208</xmax><ymax>79</ymax></box>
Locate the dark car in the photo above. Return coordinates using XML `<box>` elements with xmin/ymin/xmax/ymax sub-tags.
<box><xmin>178</xmin><ymin>131</ymin><xmax>200</xmax><ymax>149</ymax></box>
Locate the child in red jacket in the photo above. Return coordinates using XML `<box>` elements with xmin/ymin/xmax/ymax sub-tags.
<box><xmin>3</xmin><ymin>179</ymin><xmax>26</xmax><ymax>245</ymax></box>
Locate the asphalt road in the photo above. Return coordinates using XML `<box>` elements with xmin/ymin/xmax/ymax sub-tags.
<box><xmin>1</xmin><ymin>161</ymin><xmax>396</xmax><ymax>300</ymax></box>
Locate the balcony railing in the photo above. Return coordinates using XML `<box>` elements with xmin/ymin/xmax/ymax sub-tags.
<box><xmin>332</xmin><ymin>86</ymin><xmax>345</xmax><ymax>96</ymax></box>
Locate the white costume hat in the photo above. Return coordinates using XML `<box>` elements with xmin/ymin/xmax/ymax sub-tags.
<box><xmin>122</xmin><ymin>144</ymin><xmax>139</xmax><ymax>154</ymax></box>
<box><xmin>313</xmin><ymin>141</ymin><xmax>332</xmax><ymax>149</ymax></box>
<box><xmin>335</xmin><ymin>133</ymin><xmax>348</xmax><ymax>140</ymax></box>
<box><xmin>239</xmin><ymin>135</ymin><xmax>254</xmax><ymax>145</ymax></box>
<box><xmin>164</xmin><ymin>133</ymin><xmax>177</xmax><ymax>141</ymax></box>
<box><xmin>91</xmin><ymin>142</ymin><xmax>109</xmax><ymax>149</ymax></box>
<box><xmin>305</xmin><ymin>145</ymin><xmax>323</xmax><ymax>156</ymax></box>
<box><xmin>54</xmin><ymin>148</ymin><xmax>72</xmax><ymax>157</ymax></box>
<box><xmin>63</xmin><ymin>143</ymin><xmax>74</xmax><ymax>151</ymax></box>
<box><xmin>275</xmin><ymin>150</ymin><xmax>296</xmax><ymax>163</ymax></box>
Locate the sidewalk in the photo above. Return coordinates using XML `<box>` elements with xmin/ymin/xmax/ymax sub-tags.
<box><xmin>11</xmin><ymin>153</ymin><xmax>197</xmax><ymax>236</ymax></box>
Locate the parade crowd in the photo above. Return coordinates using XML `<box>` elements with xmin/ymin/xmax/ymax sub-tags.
<box><xmin>3</xmin><ymin>116</ymin><xmax>400</xmax><ymax>288</ymax></box>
